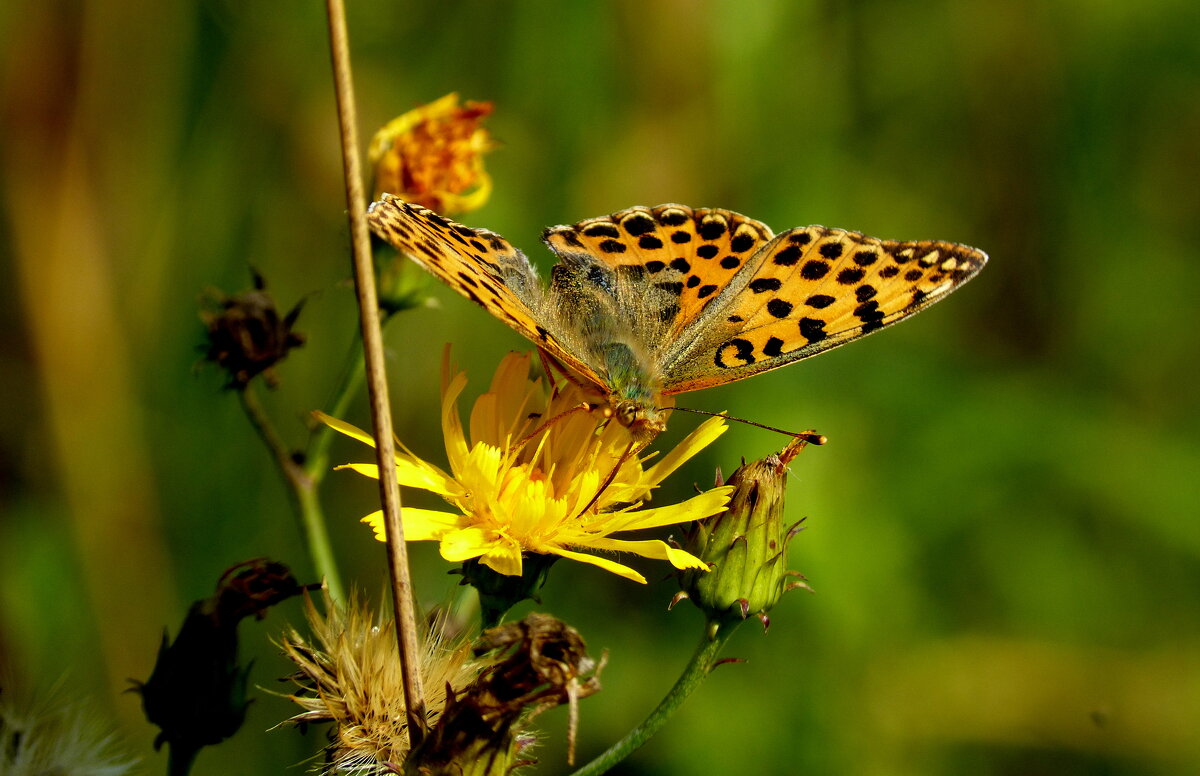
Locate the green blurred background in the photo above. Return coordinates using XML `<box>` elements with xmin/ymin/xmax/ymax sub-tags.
<box><xmin>2</xmin><ymin>0</ymin><xmax>1198</xmax><ymax>774</ymax></box>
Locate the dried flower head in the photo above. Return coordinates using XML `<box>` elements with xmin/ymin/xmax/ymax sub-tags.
<box><xmin>0</xmin><ymin>683</ymin><xmax>135</xmax><ymax>776</ymax></box>
<box><xmin>280</xmin><ymin>593</ymin><xmax>484</xmax><ymax>775</ymax></box>
<box><xmin>319</xmin><ymin>351</ymin><xmax>732</xmax><ymax>585</ymax></box>
<box><xmin>200</xmin><ymin>271</ymin><xmax>305</xmax><ymax>390</ymax></box>
<box><xmin>369</xmin><ymin>93</ymin><xmax>494</xmax><ymax>216</ymax></box>
<box><xmin>133</xmin><ymin>558</ymin><xmax>305</xmax><ymax>773</ymax></box>
<box><xmin>408</xmin><ymin>613</ymin><xmax>600</xmax><ymax>773</ymax></box>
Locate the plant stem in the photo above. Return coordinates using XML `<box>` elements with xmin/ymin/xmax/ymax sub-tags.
<box><xmin>569</xmin><ymin>624</ymin><xmax>739</xmax><ymax>776</ymax></box>
<box><xmin>323</xmin><ymin>0</ymin><xmax>427</xmax><ymax>741</ymax></box>
<box><xmin>305</xmin><ymin>331</ymin><xmax>366</xmax><ymax>484</ymax></box>
<box><xmin>239</xmin><ymin>386</ymin><xmax>345</xmax><ymax>603</ymax></box>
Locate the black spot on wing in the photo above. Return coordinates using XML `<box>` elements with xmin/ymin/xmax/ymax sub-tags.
<box><xmin>749</xmin><ymin>278</ymin><xmax>782</xmax><ymax>293</ymax></box>
<box><xmin>583</xmin><ymin>223</ymin><xmax>620</xmax><ymax>238</ymax></box>
<box><xmin>699</xmin><ymin>217</ymin><xmax>727</xmax><ymax>240</ymax></box>
<box><xmin>766</xmin><ymin>299</ymin><xmax>793</xmax><ymax>318</ymax></box>
<box><xmin>801</xmin><ymin>261</ymin><xmax>830</xmax><ymax>280</ymax></box>
<box><xmin>657</xmin><ymin>209</ymin><xmax>688</xmax><ymax>227</ymax></box>
<box><xmin>621</xmin><ymin>213</ymin><xmax>656</xmax><ymax>236</ymax></box>
<box><xmin>799</xmin><ymin>317</ymin><xmax>827</xmax><ymax>343</ymax></box>
<box><xmin>773</xmin><ymin>245</ymin><xmax>801</xmax><ymax>266</ymax></box>
<box><xmin>715</xmin><ymin>338</ymin><xmax>755</xmax><ymax>368</ymax></box>
<box><xmin>854</xmin><ymin>300</ymin><xmax>885</xmax><ymax>332</ymax></box>
<box><xmin>730</xmin><ymin>233</ymin><xmax>755</xmax><ymax>252</ymax></box>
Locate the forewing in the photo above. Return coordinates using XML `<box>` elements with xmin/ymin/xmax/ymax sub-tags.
<box><xmin>542</xmin><ymin>204</ymin><xmax>775</xmax><ymax>338</ymax></box>
<box><xmin>367</xmin><ymin>196</ymin><xmax>603</xmax><ymax>384</ymax></box>
<box><xmin>661</xmin><ymin>226</ymin><xmax>988</xmax><ymax>394</ymax></box>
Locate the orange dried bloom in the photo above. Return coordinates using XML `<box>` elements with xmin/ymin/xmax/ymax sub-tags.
<box><xmin>369</xmin><ymin>92</ymin><xmax>494</xmax><ymax>215</ymax></box>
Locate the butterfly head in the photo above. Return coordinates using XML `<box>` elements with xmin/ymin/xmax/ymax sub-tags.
<box><xmin>612</xmin><ymin>399</ymin><xmax>667</xmax><ymax>443</ymax></box>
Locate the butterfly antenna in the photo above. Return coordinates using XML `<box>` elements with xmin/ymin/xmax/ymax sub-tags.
<box><xmin>666</xmin><ymin>406</ymin><xmax>827</xmax><ymax>446</ymax></box>
<box><xmin>512</xmin><ymin>402</ymin><xmax>596</xmax><ymax>452</ymax></box>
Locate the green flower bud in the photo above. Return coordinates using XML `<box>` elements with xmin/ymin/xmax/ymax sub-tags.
<box><xmin>678</xmin><ymin>437</ymin><xmax>815</xmax><ymax>633</ymax></box>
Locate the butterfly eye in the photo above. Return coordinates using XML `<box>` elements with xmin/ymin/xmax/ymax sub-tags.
<box><xmin>614</xmin><ymin>401</ymin><xmax>639</xmax><ymax>428</ymax></box>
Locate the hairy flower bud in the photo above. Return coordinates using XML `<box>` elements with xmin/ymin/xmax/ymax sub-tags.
<box><xmin>679</xmin><ymin>437</ymin><xmax>816</xmax><ymax>632</ymax></box>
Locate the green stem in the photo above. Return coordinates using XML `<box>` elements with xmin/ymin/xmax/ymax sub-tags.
<box><xmin>166</xmin><ymin>744</ymin><xmax>197</xmax><ymax>776</ymax></box>
<box><xmin>570</xmin><ymin>623</ymin><xmax>739</xmax><ymax>776</ymax></box>
<box><xmin>239</xmin><ymin>386</ymin><xmax>345</xmax><ymax>603</ymax></box>
<box><xmin>295</xmin><ymin>476</ymin><xmax>345</xmax><ymax>603</ymax></box>
<box><xmin>305</xmin><ymin>331</ymin><xmax>367</xmax><ymax>485</ymax></box>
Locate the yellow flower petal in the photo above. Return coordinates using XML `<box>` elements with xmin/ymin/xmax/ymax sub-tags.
<box><xmin>584</xmin><ymin>537</ymin><xmax>708</xmax><ymax>571</ymax></box>
<box><xmin>600</xmin><ymin>486</ymin><xmax>734</xmax><ymax>533</ymax></box>
<box><xmin>438</xmin><ymin>526</ymin><xmax>495</xmax><ymax>562</ymax></box>
<box><xmin>337</xmin><ymin>461</ymin><xmax>460</xmax><ymax>498</ymax></box>
<box><xmin>642</xmin><ymin>415</ymin><xmax>727</xmax><ymax>485</ymax></box>
<box><xmin>361</xmin><ymin>508</ymin><xmax>466</xmax><ymax>542</ymax></box>
<box><xmin>469</xmin><ymin>352</ymin><xmax>538</xmax><ymax>449</ymax></box>
<box><xmin>314</xmin><ymin>411</ymin><xmax>377</xmax><ymax>447</ymax></box>
<box><xmin>440</xmin><ymin>370</ymin><xmax>471</xmax><ymax>471</ymax></box>
<box><xmin>479</xmin><ymin>536</ymin><xmax>524</xmax><ymax>577</ymax></box>
<box><xmin>547</xmin><ymin>547</ymin><xmax>648</xmax><ymax>584</ymax></box>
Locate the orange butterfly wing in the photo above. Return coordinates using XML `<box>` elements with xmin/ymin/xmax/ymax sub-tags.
<box><xmin>367</xmin><ymin>196</ymin><xmax>605</xmax><ymax>388</ymax></box>
<box><xmin>659</xmin><ymin>226</ymin><xmax>988</xmax><ymax>393</ymax></box>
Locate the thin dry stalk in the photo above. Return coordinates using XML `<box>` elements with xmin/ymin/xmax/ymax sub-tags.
<box><xmin>322</xmin><ymin>0</ymin><xmax>427</xmax><ymax>741</ymax></box>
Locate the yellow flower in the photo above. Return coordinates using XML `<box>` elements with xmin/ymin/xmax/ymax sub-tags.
<box><xmin>319</xmin><ymin>352</ymin><xmax>732</xmax><ymax>584</ymax></box>
<box><xmin>368</xmin><ymin>92</ymin><xmax>495</xmax><ymax>215</ymax></box>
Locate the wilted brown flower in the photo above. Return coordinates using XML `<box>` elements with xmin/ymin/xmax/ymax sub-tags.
<box><xmin>199</xmin><ymin>271</ymin><xmax>304</xmax><ymax>390</ymax></box>
<box><xmin>133</xmin><ymin>558</ymin><xmax>306</xmax><ymax>775</ymax></box>
<box><xmin>369</xmin><ymin>93</ymin><xmax>494</xmax><ymax>215</ymax></box>
<box><xmin>408</xmin><ymin>613</ymin><xmax>602</xmax><ymax>773</ymax></box>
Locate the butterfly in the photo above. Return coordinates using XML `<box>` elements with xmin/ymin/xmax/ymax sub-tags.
<box><xmin>368</xmin><ymin>196</ymin><xmax>987</xmax><ymax>441</ymax></box>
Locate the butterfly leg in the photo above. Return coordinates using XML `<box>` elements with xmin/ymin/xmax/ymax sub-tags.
<box><xmin>574</xmin><ymin>438</ymin><xmax>637</xmax><ymax>519</ymax></box>
<box><xmin>511</xmin><ymin>402</ymin><xmax>596</xmax><ymax>452</ymax></box>
<box><xmin>537</xmin><ymin>346</ymin><xmax>597</xmax><ymax>399</ymax></box>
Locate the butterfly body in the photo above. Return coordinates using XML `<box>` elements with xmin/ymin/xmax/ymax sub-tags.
<box><xmin>368</xmin><ymin>197</ymin><xmax>987</xmax><ymax>440</ymax></box>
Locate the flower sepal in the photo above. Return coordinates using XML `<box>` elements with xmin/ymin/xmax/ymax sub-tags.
<box><xmin>457</xmin><ymin>554</ymin><xmax>560</xmax><ymax>628</ymax></box>
<box><xmin>679</xmin><ymin>437</ymin><xmax>816</xmax><ymax>634</ymax></box>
